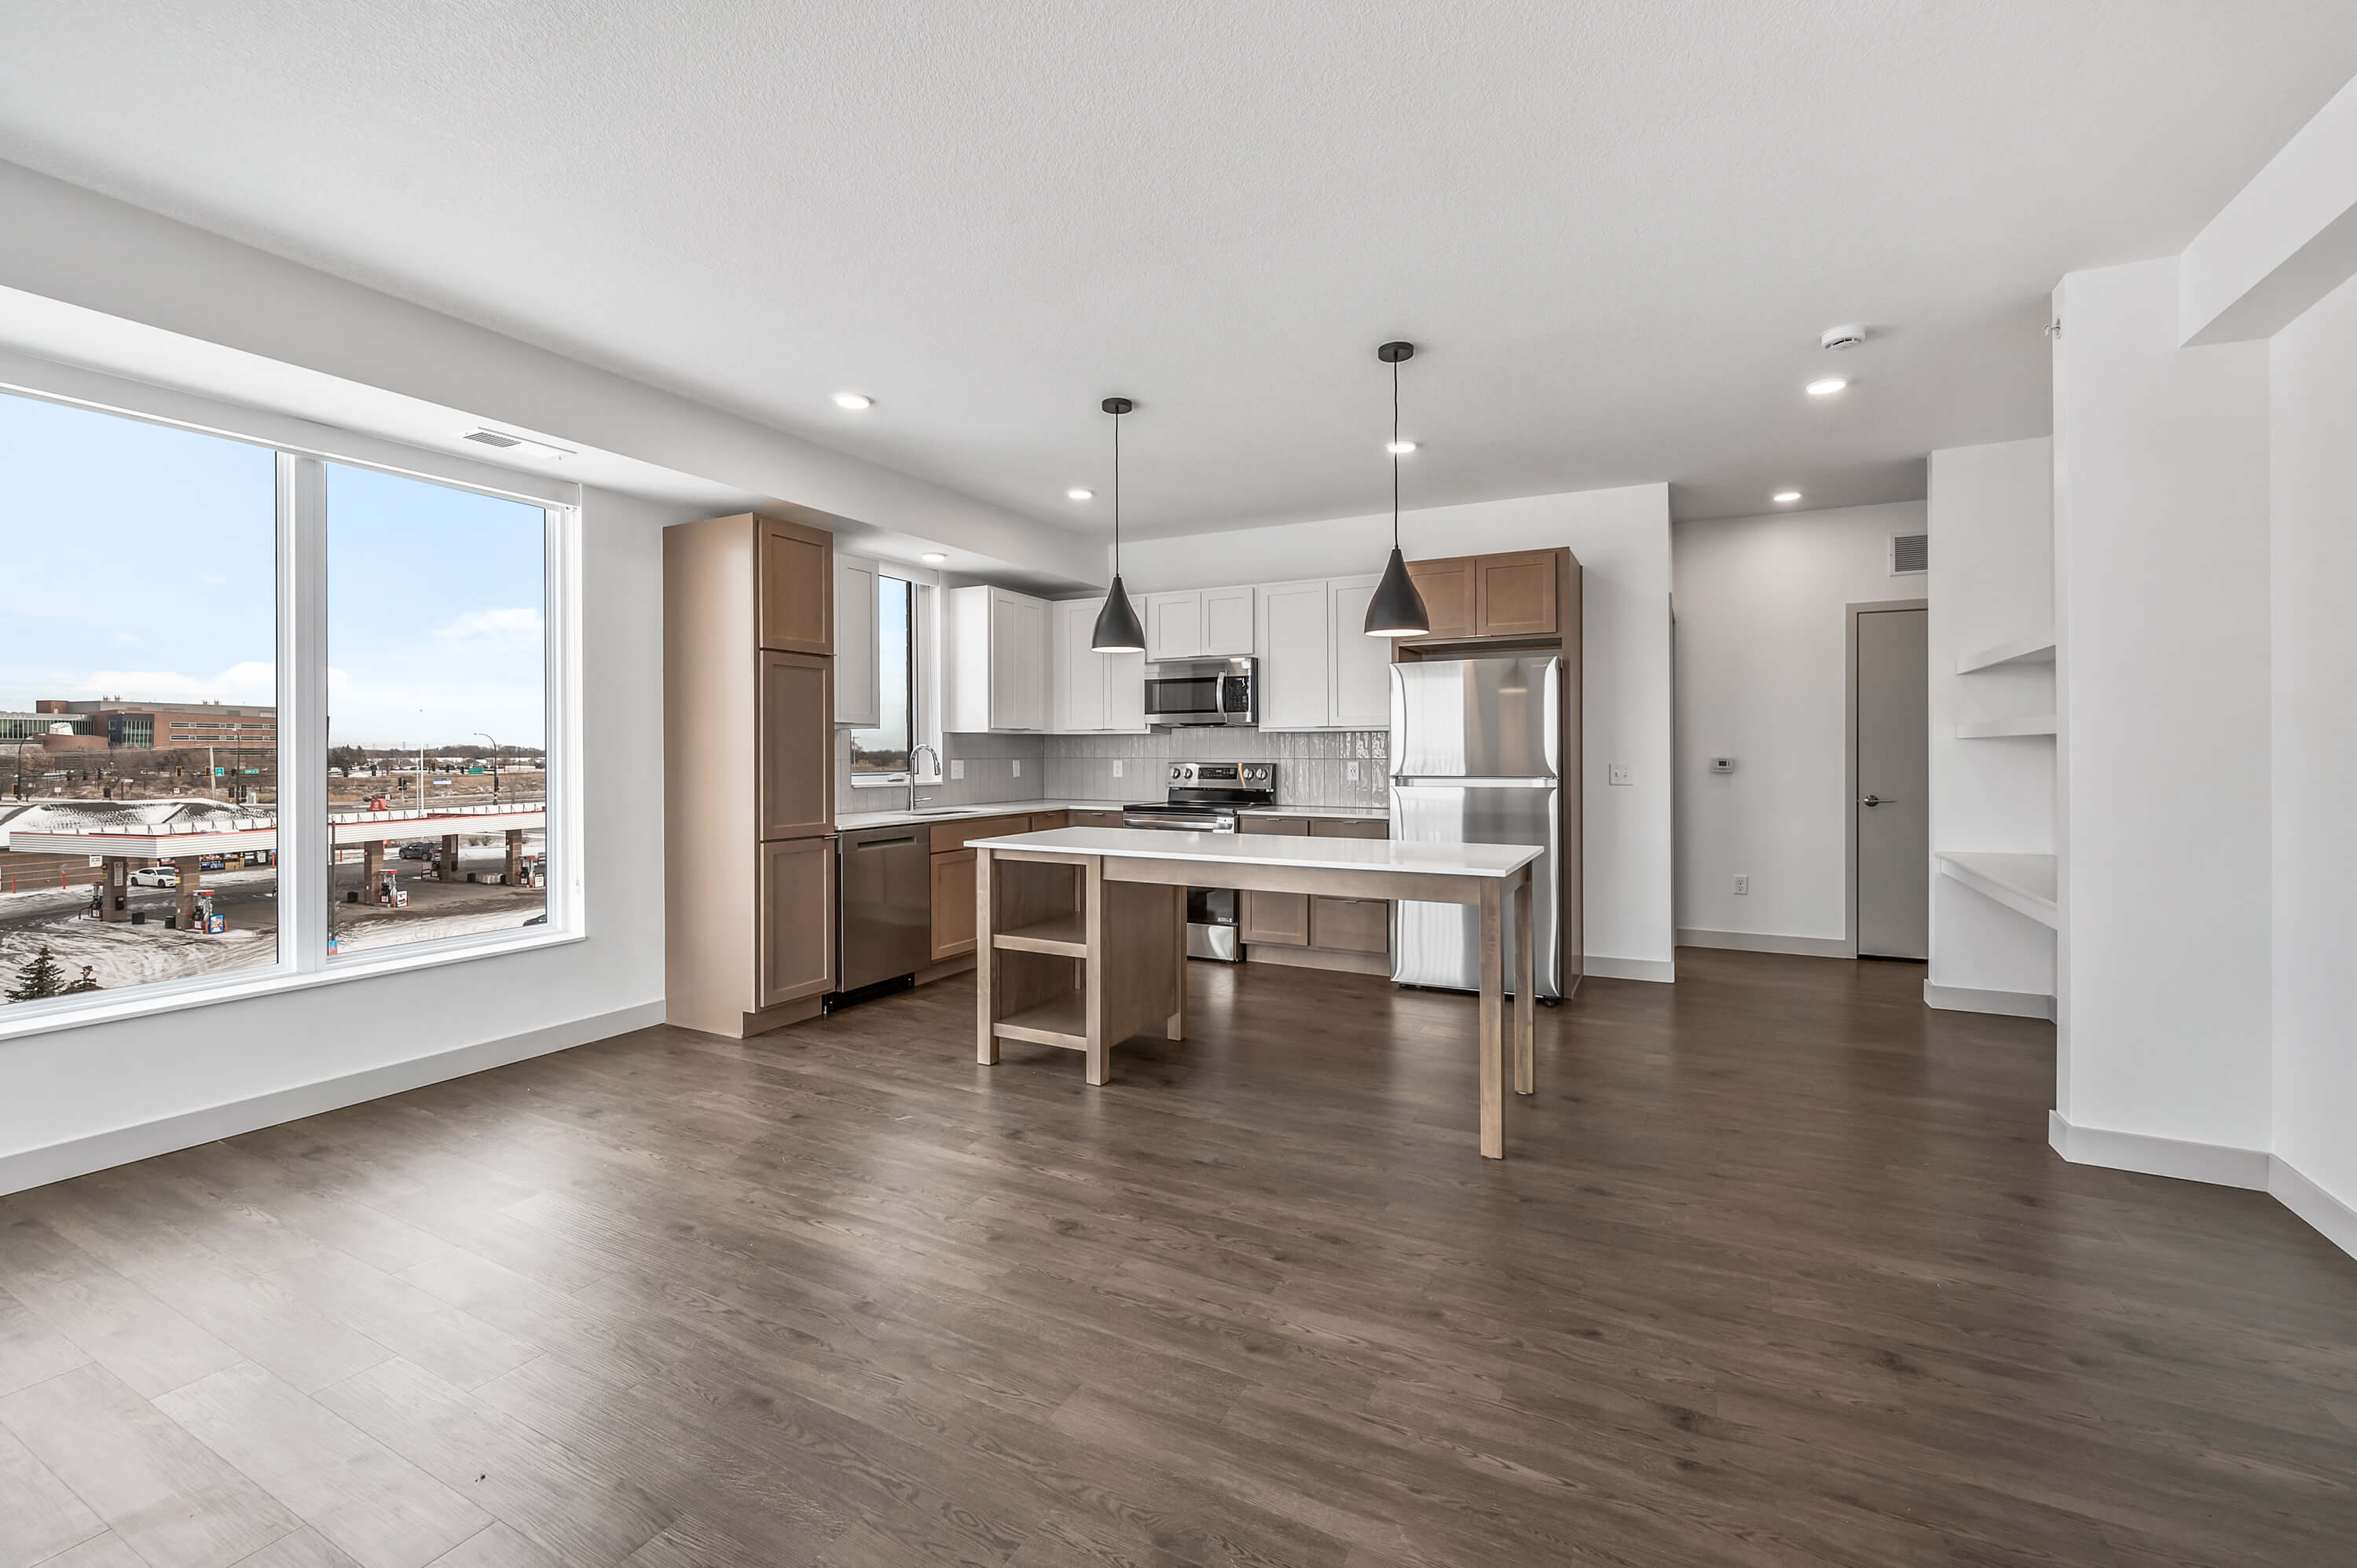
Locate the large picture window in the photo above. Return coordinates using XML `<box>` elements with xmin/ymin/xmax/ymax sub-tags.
<box><xmin>0</xmin><ymin>378</ymin><xmax>575</xmax><ymax>1033</ymax></box>
<box><xmin>848</xmin><ymin>573</ymin><xmax>915</xmax><ymax>777</ymax></box>
<box><xmin>1</xmin><ymin>390</ymin><xmax>280</xmax><ymax>1003</ymax></box>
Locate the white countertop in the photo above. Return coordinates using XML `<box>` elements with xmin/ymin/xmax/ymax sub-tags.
<box><xmin>973</xmin><ymin>826</ymin><xmax>1538</xmax><ymax>879</ymax></box>
<box><xmin>837</xmin><ymin>799</ymin><xmax>1389</xmax><ymax>830</ymax></box>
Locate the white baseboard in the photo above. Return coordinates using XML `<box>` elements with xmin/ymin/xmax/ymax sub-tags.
<box><xmin>0</xmin><ymin>999</ymin><xmax>665</xmax><ymax>1198</ymax></box>
<box><xmin>1677</xmin><ymin>928</ymin><xmax>1850</xmax><ymax>960</ymax></box>
<box><xmin>1582</xmin><ymin>955</ymin><xmax>1676</xmax><ymax>984</ymax></box>
<box><xmin>1926</xmin><ymin>981</ymin><xmax>2056</xmax><ymax>1020</ymax></box>
<box><xmin>2267</xmin><ymin>1157</ymin><xmax>2357</xmax><ymax>1261</ymax></box>
<box><xmin>2046</xmin><ymin>1110</ymin><xmax>2269</xmax><ymax>1189</ymax></box>
<box><xmin>2047</xmin><ymin>1111</ymin><xmax>2357</xmax><ymax>1262</ymax></box>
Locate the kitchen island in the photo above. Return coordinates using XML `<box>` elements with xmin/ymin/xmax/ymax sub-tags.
<box><xmin>972</xmin><ymin>826</ymin><xmax>1542</xmax><ymax>1157</ymax></box>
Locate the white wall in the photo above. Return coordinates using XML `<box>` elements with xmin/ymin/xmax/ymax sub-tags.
<box><xmin>1118</xmin><ymin>484</ymin><xmax>1676</xmax><ymax>980</ymax></box>
<box><xmin>1926</xmin><ymin>439</ymin><xmax>2057</xmax><ymax>1003</ymax></box>
<box><xmin>0</xmin><ymin>485</ymin><xmax>684</xmax><ymax>1194</ymax></box>
<box><xmin>0</xmin><ymin>159</ymin><xmax>1098</xmax><ymax>588</ymax></box>
<box><xmin>2051</xmin><ymin>256</ymin><xmax>2273</xmax><ymax>1152</ymax></box>
<box><xmin>1670</xmin><ymin>502</ymin><xmax>1923</xmax><ymax>950</ymax></box>
<box><xmin>2268</xmin><ymin>268</ymin><xmax>2357</xmax><ymax>1218</ymax></box>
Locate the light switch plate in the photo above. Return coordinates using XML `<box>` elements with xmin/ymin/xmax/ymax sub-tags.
<box><xmin>1012</xmin><ymin>760</ymin><xmax>1021</xmax><ymax>778</ymax></box>
<box><xmin>1608</xmin><ymin>764</ymin><xmax>1633</xmax><ymax>786</ymax></box>
<box><xmin>949</xmin><ymin>760</ymin><xmax>965</xmax><ymax>780</ymax></box>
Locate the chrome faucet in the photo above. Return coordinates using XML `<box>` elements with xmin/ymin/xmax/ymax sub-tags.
<box><xmin>910</xmin><ymin>742</ymin><xmax>941</xmax><ymax>782</ymax></box>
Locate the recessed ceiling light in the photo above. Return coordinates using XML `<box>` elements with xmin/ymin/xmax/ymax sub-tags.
<box><xmin>1386</xmin><ymin>440</ymin><xmax>1418</xmax><ymax>455</ymax></box>
<box><xmin>1772</xmin><ymin>490</ymin><xmax>1802</xmax><ymax>504</ymax></box>
<box><xmin>1066</xmin><ymin>488</ymin><xmax>1094</xmax><ymax>501</ymax></box>
<box><xmin>920</xmin><ymin>551</ymin><xmax>947</xmax><ymax>564</ymax></box>
<box><xmin>1805</xmin><ymin>377</ymin><xmax>1849</xmax><ymax>397</ymax></box>
<box><xmin>833</xmin><ymin>391</ymin><xmax>874</xmax><ymax>410</ymax></box>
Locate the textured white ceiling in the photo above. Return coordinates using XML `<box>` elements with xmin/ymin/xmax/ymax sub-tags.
<box><xmin>4</xmin><ymin>2</ymin><xmax>2353</xmax><ymax>535</ymax></box>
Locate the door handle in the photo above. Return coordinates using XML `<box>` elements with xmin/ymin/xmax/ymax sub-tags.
<box><xmin>1860</xmin><ymin>795</ymin><xmax>1890</xmax><ymax>807</ymax></box>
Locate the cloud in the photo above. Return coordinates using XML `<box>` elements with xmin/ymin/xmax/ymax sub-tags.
<box><xmin>434</xmin><ymin>607</ymin><xmax>543</xmax><ymax>641</ymax></box>
<box><xmin>60</xmin><ymin>661</ymin><xmax>277</xmax><ymax>704</ymax></box>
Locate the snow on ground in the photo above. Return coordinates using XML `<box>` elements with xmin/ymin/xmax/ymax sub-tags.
<box><xmin>0</xmin><ymin>918</ymin><xmax>274</xmax><ymax>993</ymax></box>
<box><xmin>333</xmin><ymin>906</ymin><xmax>542</xmax><ymax>952</ymax></box>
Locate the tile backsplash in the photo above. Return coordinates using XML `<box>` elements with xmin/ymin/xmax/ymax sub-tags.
<box><xmin>840</xmin><ymin>727</ymin><xmax>1389</xmax><ymax>815</ymax></box>
<box><xmin>1043</xmin><ymin>729</ymin><xmax>1387</xmax><ymax>809</ymax></box>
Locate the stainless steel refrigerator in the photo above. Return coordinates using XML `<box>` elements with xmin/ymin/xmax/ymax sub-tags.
<box><xmin>1389</xmin><ymin>655</ymin><xmax>1562</xmax><ymax>998</ymax></box>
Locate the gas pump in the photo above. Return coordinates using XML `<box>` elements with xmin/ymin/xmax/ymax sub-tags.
<box><xmin>193</xmin><ymin>888</ymin><xmax>225</xmax><ymax>935</ymax></box>
<box><xmin>374</xmin><ymin>870</ymin><xmax>409</xmax><ymax>908</ymax></box>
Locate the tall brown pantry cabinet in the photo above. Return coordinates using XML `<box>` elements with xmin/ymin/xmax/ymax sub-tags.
<box><xmin>664</xmin><ymin>513</ymin><xmax>837</xmax><ymax>1037</ymax></box>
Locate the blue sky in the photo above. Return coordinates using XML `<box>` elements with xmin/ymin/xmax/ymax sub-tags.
<box><xmin>1</xmin><ymin>390</ymin><xmax>546</xmax><ymax>746</ymax></box>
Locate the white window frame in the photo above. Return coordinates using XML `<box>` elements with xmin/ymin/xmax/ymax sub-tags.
<box><xmin>0</xmin><ymin>355</ymin><xmax>585</xmax><ymax>1043</ymax></box>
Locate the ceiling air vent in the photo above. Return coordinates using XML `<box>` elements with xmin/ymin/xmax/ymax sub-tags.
<box><xmin>463</xmin><ymin>429</ymin><xmax>575</xmax><ymax>459</ymax></box>
<box><xmin>1890</xmin><ymin>533</ymin><xmax>1928</xmax><ymax>576</ymax></box>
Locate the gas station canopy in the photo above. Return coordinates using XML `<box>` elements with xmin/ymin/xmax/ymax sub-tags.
<box><xmin>6</xmin><ymin>801</ymin><xmax>547</xmax><ymax>859</ymax></box>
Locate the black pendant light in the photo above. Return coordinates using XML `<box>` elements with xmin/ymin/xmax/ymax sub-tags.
<box><xmin>1363</xmin><ymin>341</ymin><xmax>1431</xmax><ymax>638</ymax></box>
<box><xmin>1091</xmin><ymin>396</ymin><xmax>1148</xmax><ymax>652</ymax></box>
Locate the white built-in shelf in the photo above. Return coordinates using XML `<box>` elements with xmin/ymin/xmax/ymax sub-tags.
<box><xmin>1956</xmin><ymin>633</ymin><xmax>2057</xmax><ymax>675</ymax></box>
<box><xmin>1956</xmin><ymin>714</ymin><xmax>2058</xmax><ymax>739</ymax></box>
<box><xmin>1937</xmin><ymin>852</ymin><xmax>2058</xmax><ymax>929</ymax></box>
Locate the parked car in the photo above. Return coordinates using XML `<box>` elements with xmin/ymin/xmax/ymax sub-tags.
<box><xmin>398</xmin><ymin>841</ymin><xmax>436</xmax><ymax>860</ymax></box>
<box><xmin>128</xmin><ymin>866</ymin><xmax>178</xmax><ymax>888</ymax></box>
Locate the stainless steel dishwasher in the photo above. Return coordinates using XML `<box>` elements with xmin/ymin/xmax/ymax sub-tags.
<box><xmin>834</xmin><ymin>823</ymin><xmax>932</xmax><ymax>1001</ymax></box>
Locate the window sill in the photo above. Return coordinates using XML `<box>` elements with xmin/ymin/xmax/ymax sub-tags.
<box><xmin>0</xmin><ymin>923</ymin><xmax>584</xmax><ymax>1045</ymax></box>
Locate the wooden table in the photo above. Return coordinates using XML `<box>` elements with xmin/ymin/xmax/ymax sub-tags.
<box><xmin>973</xmin><ymin>826</ymin><xmax>1543</xmax><ymax>1158</ymax></box>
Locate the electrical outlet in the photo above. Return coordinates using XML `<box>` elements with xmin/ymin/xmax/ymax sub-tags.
<box><xmin>1346</xmin><ymin>760</ymin><xmax>1360</xmax><ymax>782</ymax></box>
<box><xmin>1608</xmin><ymin>763</ymin><xmax>1633</xmax><ymax>786</ymax></box>
<box><xmin>1734</xmin><ymin>874</ymin><xmax>1750</xmax><ymax>896</ymax></box>
<box><xmin>1011</xmin><ymin>759</ymin><xmax>1021</xmax><ymax>779</ymax></box>
<box><xmin>1112</xmin><ymin>760</ymin><xmax>1124</xmax><ymax>778</ymax></box>
<box><xmin>949</xmin><ymin>760</ymin><xmax>965</xmax><ymax>780</ymax></box>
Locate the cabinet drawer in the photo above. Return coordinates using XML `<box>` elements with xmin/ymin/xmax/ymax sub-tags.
<box><xmin>1241</xmin><ymin>890</ymin><xmax>1309</xmax><ymax>947</ymax></box>
<box><xmin>1028</xmin><ymin>811</ymin><xmax>1069</xmax><ymax>832</ymax></box>
<box><xmin>1241</xmin><ymin>814</ymin><xmax>1314</xmax><ymax>835</ymax></box>
<box><xmin>929</xmin><ymin>849</ymin><xmax>977</xmax><ymax>960</ymax></box>
<box><xmin>1310</xmin><ymin>817</ymin><xmax>1388</xmax><ymax>839</ymax></box>
<box><xmin>929</xmin><ymin>814</ymin><xmax>1034</xmax><ymax>854</ymax></box>
<box><xmin>1310</xmin><ymin>896</ymin><xmax>1389</xmax><ymax>954</ymax></box>
<box><xmin>1069</xmin><ymin>809</ymin><xmax>1125</xmax><ymax>827</ymax></box>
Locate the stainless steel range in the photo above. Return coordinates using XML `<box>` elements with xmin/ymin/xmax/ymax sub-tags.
<box><xmin>1120</xmin><ymin>761</ymin><xmax>1276</xmax><ymax>962</ymax></box>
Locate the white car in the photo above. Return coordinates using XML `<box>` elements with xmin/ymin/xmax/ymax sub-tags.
<box><xmin>127</xmin><ymin>866</ymin><xmax>179</xmax><ymax>888</ymax></box>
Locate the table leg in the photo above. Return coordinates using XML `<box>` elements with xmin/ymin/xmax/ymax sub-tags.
<box><xmin>1083</xmin><ymin>855</ymin><xmax>1110</xmax><ymax>1086</ymax></box>
<box><xmin>1166</xmin><ymin>883</ymin><xmax>1187</xmax><ymax>1041</ymax></box>
<box><xmin>1514</xmin><ymin>872</ymin><xmax>1535</xmax><ymax>1095</ymax></box>
<box><xmin>1479</xmin><ymin>881</ymin><xmax>1504</xmax><ymax>1159</ymax></box>
<box><xmin>975</xmin><ymin>848</ymin><xmax>998</xmax><ymax>1065</ymax></box>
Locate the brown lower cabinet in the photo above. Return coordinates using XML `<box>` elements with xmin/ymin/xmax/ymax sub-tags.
<box><xmin>1240</xmin><ymin>815</ymin><xmax>1390</xmax><ymax>969</ymax></box>
<box><xmin>1069</xmin><ymin>809</ymin><xmax>1124</xmax><ymax>827</ymax></box>
<box><xmin>758</xmin><ymin>836</ymin><xmax>834</xmax><ymax>1009</ymax></box>
<box><xmin>929</xmin><ymin>849</ymin><xmax>977</xmax><ymax>962</ymax></box>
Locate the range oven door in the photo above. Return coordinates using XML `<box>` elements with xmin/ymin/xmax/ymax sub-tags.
<box><xmin>1119</xmin><ymin>812</ymin><xmax>1244</xmax><ymax>961</ymax></box>
<box><xmin>1142</xmin><ymin>659</ymin><xmax>1255</xmax><ymax>727</ymax></box>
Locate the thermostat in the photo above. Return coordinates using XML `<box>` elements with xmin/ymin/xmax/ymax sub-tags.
<box><xmin>1710</xmin><ymin>757</ymin><xmax>1737</xmax><ymax>774</ymax></box>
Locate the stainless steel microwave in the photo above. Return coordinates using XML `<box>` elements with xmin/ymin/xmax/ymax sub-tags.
<box><xmin>1142</xmin><ymin>658</ymin><xmax>1256</xmax><ymax>727</ymax></box>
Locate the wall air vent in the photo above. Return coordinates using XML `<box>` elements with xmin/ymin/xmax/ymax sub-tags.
<box><xmin>463</xmin><ymin>429</ymin><xmax>576</xmax><ymax>459</ymax></box>
<box><xmin>1890</xmin><ymin>533</ymin><xmax>1929</xmax><ymax>576</ymax></box>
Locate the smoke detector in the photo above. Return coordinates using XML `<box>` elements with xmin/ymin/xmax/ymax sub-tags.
<box><xmin>1820</xmin><ymin>324</ymin><xmax>1868</xmax><ymax>351</ymax></box>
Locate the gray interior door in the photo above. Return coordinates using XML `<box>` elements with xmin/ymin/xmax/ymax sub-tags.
<box><xmin>1855</xmin><ymin>608</ymin><xmax>1929</xmax><ymax>959</ymax></box>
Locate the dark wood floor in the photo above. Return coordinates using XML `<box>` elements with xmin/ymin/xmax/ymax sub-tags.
<box><xmin>3</xmin><ymin>949</ymin><xmax>2353</xmax><ymax>1568</ymax></box>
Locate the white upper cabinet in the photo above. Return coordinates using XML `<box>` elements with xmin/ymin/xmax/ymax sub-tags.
<box><xmin>1256</xmin><ymin>580</ymin><xmax>1332</xmax><ymax>730</ymax></box>
<box><xmin>1327</xmin><ymin>574</ymin><xmax>1391</xmax><ymax>728</ymax></box>
<box><xmin>1255</xmin><ymin>575</ymin><xmax>1391</xmax><ymax>730</ymax></box>
<box><xmin>1146</xmin><ymin>592</ymin><xmax>1203</xmax><ymax>662</ymax></box>
<box><xmin>944</xmin><ymin>585</ymin><xmax>1050</xmax><ymax>732</ymax></box>
<box><xmin>833</xmin><ymin>555</ymin><xmax>879</xmax><ymax>727</ymax></box>
<box><xmin>1144</xmin><ymin>587</ymin><xmax>1257</xmax><ymax>661</ymax></box>
<box><xmin>1202</xmin><ymin>587</ymin><xmax>1256</xmax><ymax>656</ymax></box>
<box><xmin>1052</xmin><ymin>599</ymin><xmax>1146</xmax><ymax>734</ymax></box>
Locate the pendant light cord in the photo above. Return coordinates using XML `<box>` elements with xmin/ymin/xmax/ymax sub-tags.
<box><xmin>1391</xmin><ymin>357</ymin><xmax>1402</xmax><ymax>548</ymax></box>
<box><xmin>1112</xmin><ymin>408</ymin><xmax>1120</xmax><ymax>566</ymax></box>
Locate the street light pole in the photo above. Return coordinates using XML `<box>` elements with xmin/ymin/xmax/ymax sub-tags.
<box><xmin>474</xmin><ymin>732</ymin><xmax>500</xmax><ymax>804</ymax></box>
